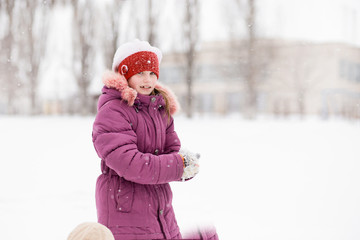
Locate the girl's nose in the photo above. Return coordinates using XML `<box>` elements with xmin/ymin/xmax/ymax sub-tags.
<box><xmin>143</xmin><ymin>73</ymin><xmax>151</xmax><ymax>82</ymax></box>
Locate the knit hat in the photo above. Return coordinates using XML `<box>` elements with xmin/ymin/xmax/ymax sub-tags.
<box><xmin>67</xmin><ymin>222</ymin><xmax>114</xmax><ymax>240</ymax></box>
<box><xmin>112</xmin><ymin>39</ymin><xmax>162</xmax><ymax>80</ymax></box>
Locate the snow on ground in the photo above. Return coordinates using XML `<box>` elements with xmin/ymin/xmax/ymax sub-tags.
<box><xmin>0</xmin><ymin>115</ymin><xmax>359</xmax><ymax>240</ymax></box>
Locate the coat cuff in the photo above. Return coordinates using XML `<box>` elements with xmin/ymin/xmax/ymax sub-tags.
<box><xmin>157</xmin><ymin>153</ymin><xmax>184</xmax><ymax>184</ymax></box>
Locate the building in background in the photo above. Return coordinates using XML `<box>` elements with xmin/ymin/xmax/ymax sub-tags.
<box><xmin>160</xmin><ymin>39</ymin><xmax>360</xmax><ymax>119</ymax></box>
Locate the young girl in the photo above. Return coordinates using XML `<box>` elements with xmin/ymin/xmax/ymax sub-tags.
<box><xmin>92</xmin><ymin>40</ymin><xmax>200</xmax><ymax>240</ymax></box>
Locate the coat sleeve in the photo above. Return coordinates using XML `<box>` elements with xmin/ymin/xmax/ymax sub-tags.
<box><xmin>163</xmin><ymin>116</ymin><xmax>181</xmax><ymax>154</ymax></box>
<box><xmin>92</xmin><ymin>102</ymin><xmax>184</xmax><ymax>185</ymax></box>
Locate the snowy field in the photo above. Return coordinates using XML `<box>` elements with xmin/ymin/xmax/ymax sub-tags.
<box><xmin>0</xmin><ymin>115</ymin><xmax>360</xmax><ymax>240</ymax></box>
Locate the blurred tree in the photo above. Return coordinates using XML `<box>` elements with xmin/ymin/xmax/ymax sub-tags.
<box><xmin>104</xmin><ymin>0</ymin><xmax>125</xmax><ymax>69</ymax></box>
<box><xmin>148</xmin><ymin>0</ymin><xmax>155</xmax><ymax>45</ymax></box>
<box><xmin>243</xmin><ymin>0</ymin><xmax>257</xmax><ymax>118</ymax></box>
<box><xmin>72</xmin><ymin>0</ymin><xmax>95</xmax><ymax>115</ymax></box>
<box><xmin>226</xmin><ymin>0</ymin><xmax>274</xmax><ymax>118</ymax></box>
<box><xmin>22</xmin><ymin>0</ymin><xmax>48</xmax><ymax>115</ymax></box>
<box><xmin>183</xmin><ymin>0</ymin><xmax>199</xmax><ymax>118</ymax></box>
<box><xmin>233</xmin><ymin>0</ymin><xmax>258</xmax><ymax>119</ymax></box>
<box><xmin>1</xmin><ymin>0</ymin><xmax>18</xmax><ymax>114</ymax></box>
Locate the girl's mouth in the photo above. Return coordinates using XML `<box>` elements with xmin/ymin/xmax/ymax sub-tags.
<box><xmin>140</xmin><ymin>86</ymin><xmax>152</xmax><ymax>89</ymax></box>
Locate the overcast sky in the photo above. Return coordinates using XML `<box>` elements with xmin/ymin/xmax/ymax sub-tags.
<box><xmin>200</xmin><ymin>0</ymin><xmax>360</xmax><ymax>46</ymax></box>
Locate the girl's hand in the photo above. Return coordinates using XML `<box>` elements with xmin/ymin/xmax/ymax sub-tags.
<box><xmin>179</xmin><ymin>148</ymin><xmax>200</xmax><ymax>181</ymax></box>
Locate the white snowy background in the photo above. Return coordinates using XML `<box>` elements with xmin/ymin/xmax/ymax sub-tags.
<box><xmin>1</xmin><ymin>0</ymin><xmax>360</xmax><ymax>239</ymax></box>
<box><xmin>0</xmin><ymin>115</ymin><xmax>359</xmax><ymax>239</ymax></box>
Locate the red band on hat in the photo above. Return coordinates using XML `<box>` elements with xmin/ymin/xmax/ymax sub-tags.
<box><xmin>117</xmin><ymin>51</ymin><xmax>159</xmax><ymax>80</ymax></box>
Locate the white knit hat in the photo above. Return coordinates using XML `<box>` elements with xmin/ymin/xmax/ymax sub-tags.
<box><xmin>67</xmin><ymin>222</ymin><xmax>114</xmax><ymax>240</ymax></box>
<box><xmin>112</xmin><ymin>40</ymin><xmax>162</xmax><ymax>79</ymax></box>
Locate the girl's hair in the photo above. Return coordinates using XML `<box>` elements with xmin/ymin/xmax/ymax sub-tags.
<box><xmin>152</xmin><ymin>88</ymin><xmax>171</xmax><ymax>121</ymax></box>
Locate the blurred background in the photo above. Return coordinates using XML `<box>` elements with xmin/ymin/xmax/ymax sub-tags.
<box><xmin>1</xmin><ymin>0</ymin><xmax>359</xmax><ymax>119</ymax></box>
<box><xmin>1</xmin><ymin>1</ymin><xmax>360</xmax><ymax>239</ymax></box>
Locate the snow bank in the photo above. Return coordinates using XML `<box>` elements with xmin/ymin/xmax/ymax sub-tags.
<box><xmin>0</xmin><ymin>116</ymin><xmax>359</xmax><ymax>239</ymax></box>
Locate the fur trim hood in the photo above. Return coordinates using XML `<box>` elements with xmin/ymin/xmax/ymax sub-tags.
<box><xmin>101</xmin><ymin>70</ymin><xmax>180</xmax><ymax>115</ymax></box>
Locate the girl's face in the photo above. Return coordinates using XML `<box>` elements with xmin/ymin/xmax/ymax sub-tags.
<box><xmin>128</xmin><ymin>71</ymin><xmax>158</xmax><ymax>95</ymax></box>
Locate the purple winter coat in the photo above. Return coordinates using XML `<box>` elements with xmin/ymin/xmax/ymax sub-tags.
<box><xmin>92</xmin><ymin>71</ymin><xmax>184</xmax><ymax>240</ymax></box>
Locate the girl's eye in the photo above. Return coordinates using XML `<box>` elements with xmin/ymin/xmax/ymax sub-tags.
<box><xmin>150</xmin><ymin>72</ymin><xmax>156</xmax><ymax>75</ymax></box>
<box><xmin>138</xmin><ymin>72</ymin><xmax>143</xmax><ymax>75</ymax></box>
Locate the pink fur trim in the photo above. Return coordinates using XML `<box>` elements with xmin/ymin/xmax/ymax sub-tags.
<box><xmin>102</xmin><ymin>70</ymin><xmax>137</xmax><ymax>106</ymax></box>
<box><xmin>121</xmin><ymin>88</ymin><xmax>137</xmax><ymax>106</ymax></box>
<box><xmin>102</xmin><ymin>70</ymin><xmax>180</xmax><ymax>114</ymax></box>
